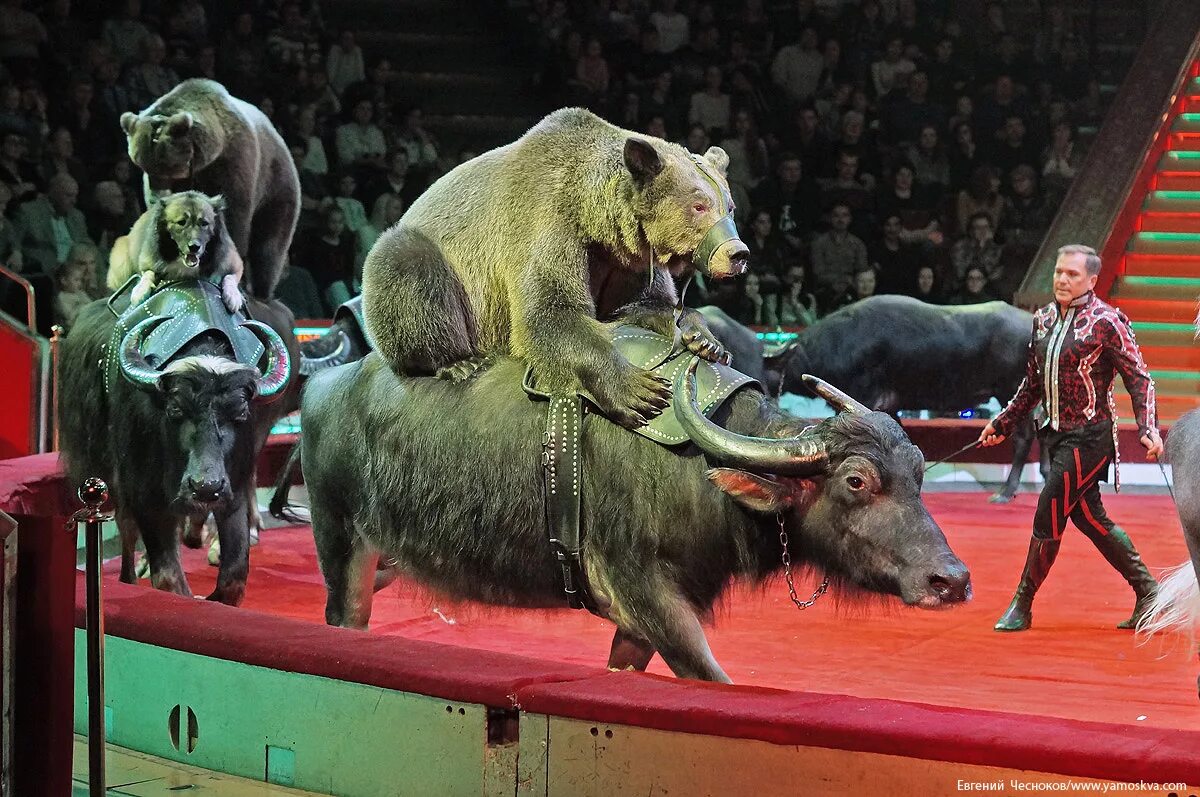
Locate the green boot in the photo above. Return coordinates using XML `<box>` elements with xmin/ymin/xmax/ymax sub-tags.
<box><xmin>1085</xmin><ymin>526</ymin><xmax>1157</xmax><ymax>629</ymax></box>
<box><xmin>995</xmin><ymin>537</ymin><xmax>1062</xmax><ymax>631</ymax></box>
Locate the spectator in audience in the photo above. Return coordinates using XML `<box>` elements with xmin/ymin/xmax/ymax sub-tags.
<box><xmin>336</xmin><ymin>98</ymin><xmax>387</xmax><ymax>180</ymax></box>
<box><xmin>771</xmin><ymin>26</ymin><xmax>824</xmax><ymax>108</ymax></box>
<box><xmin>102</xmin><ymin>0</ymin><xmax>149</xmax><ymax>65</ymax></box>
<box><xmin>785</xmin><ymin>105</ymin><xmax>834</xmax><ymax>180</ymax></box>
<box><xmin>882</xmin><ymin>71</ymin><xmax>945</xmax><ymax>146</ymax></box>
<box><xmin>124</xmin><ymin>34</ymin><xmax>180</xmax><ymax>112</ymax></box>
<box><xmin>648</xmin><ymin>0</ymin><xmax>689</xmax><ymax>55</ymax></box>
<box><xmin>0</xmin><ymin>0</ymin><xmax>45</xmax><ymax>80</ymax></box>
<box><xmin>297</xmin><ymin>203</ymin><xmax>357</xmax><ymax>312</ymax></box>
<box><xmin>296</xmin><ymin>66</ymin><xmax>340</xmax><ymax>121</ymax></box>
<box><xmin>810</xmin><ymin>202</ymin><xmax>868</xmax><ymax>308</ymax></box>
<box><xmin>819</xmin><ymin>149</ymin><xmax>874</xmax><ymax>222</ymax></box>
<box><xmin>88</xmin><ymin>179</ymin><xmax>134</xmax><ymax>272</ymax></box>
<box><xmin>1041</xmin><ymin>120</ymin><xmax>1080</xmax><ymax>199</ymax></box>
<box><xmin>926</xmin><ymin>37</ymin><xmax>968</xmax><ymax>103</ymax></box>
<box><xmin>948</xmin><ymin>121</ymin><xmax>979</xmax><ymax>191</ymax></box>
<box><xmin>951</xmin><ymin>211</ymin><xmax>1004</xmax><ymax>287</ymax></box>
<box><xmin>738</xmin><ymin>271</ymin><xmax>767</xmax><ymax>326</ymax></box>
<box><xmin>575</xmin><ymin>36</ymin><xmax>610</xmax><ymax>111</ymax></box>
<box><xmin>876</xmin><ymin>162</ymin><xmax>939</xmax><ymax>243</ymax></box>
<box><xmin>870</xmin><ymin>36</ymin><xmax>915</xmax><ymax>99</ymax></box>
<box><xmin>688</xmin><ymin>64</ymin><xmax>729</xmax><ymax>138</ymax></box>
<box><xmin>329</xmin><ymin>171</ymin><xmax>368</xmax><ymax>238</ymax></box>
<box><xmin>0</xmin><ymin>129</ymin><xmax>36</xmax><ymax>204</ymax></box>
<box><xmin>62</xmin><ymin>238</ymin><xmax>100</xmax><ymax>297</ymax></box>
<box><xmin>267</xmin><ymin>1</ymin><xmax>320</xmax><ymax>73</ymax></box>
<box><xmin>990</xmin><ymin>114</ymin><xmax>1039</xmax><ymax>178</ymax></box>
<box><xmin>52</xmin><ymin>248</ymin><xmax>89</xmax><ymax>328</ymax></box>
<box><xmin>778</xmin><ymin>261</ymin><xmax>818</xmax><ymax>326</ymax></box>
<box><xmin>274</xmin><ymin>262</ymin><xmax>325</xmax><ymax>319</ymax></box>
<box><xmin>904</xmin><ymin>124</ymin><xmax>950</xmax><ymax>195</ymax></box>
<box><xmin>720</xmin><ymin>108</ymin><xmax>768</xmax><ymax>217</ymax></box>
<box><xmin>752</xmin><ymin>152</ymin><xmax>820</xmax><ymax>254</ymax></box>
<box><xmin>357</xmin><ymin>192</ymin><xmax>404</xmax><ymax>269</ymax></box>
<box><xmin>326</xmin><ymin>29</ymin><xmax>365</xmax><ymax>97</ymax></box>
<box><xmin>291</xmin><ymin>104</ymin><xmax>327</xmax><ymax>177</ymax></box>
<box><xmin>913</xmin><ymin>264</ymin><xmax>945</xmax><ymax>304</ymax></box>
<box><xmin>950</xmin><ymin>265</ymin><xmax>995</xmax><ymax>305</ymax></box>
<box><xmin>745</xmin><ymin>207</ymin><xmax>786</xmax><ymax>282</ymax></box>
<box><xmin>37</xmin><ymin>125</ymin><xmax>84</xmax><ymax>190</ymax></box>
<box><xmin>217</xmin><ymin>12</ymin><xmax>267</xmax><ymax>99</ymax></box>
<box><xmin>957</xmin><ymin>164</ymin><xmax>1004</xmax><ymax>237</ymax></box>
<box><xmin>1002</xmin><ymin>164</ymin><xmax>1053</xmax><ymax>250</ymax></box>
<box><xmin>0</xmin><ymin>182</ymin><xmax>21</xmax><ymax>271</ymax></box>
<box><xmin>288</xmin><ymin>138</ymin><xmax>325</xmax><ymax>233</ymax></box>
<box><xmin>872</xmin><ymin>213</ymin><xmax>922</xmax><ymax>295</ymax></box>
<box><xmin>835</xmin><ymin>109</ymin><xmax>879</xmax><ymax>185</ymax></box>
<box><xmin>682</xmin><ymin>122</ymin><xmax>709</xmax><ymax>154</ymax></box>
<box><xmin>641</xmin><ymin>70</ymin><xmax>682</xmax><ymax>138</ymax></box>
<box><xmin>14</xmin><ymin>172</ymin><xmax>91</xmax><ymax>276</ymax></box>
<box><xmin>974</xmin><ymin>75</ymin><xmax>1026</xmax><ymax>145</ymax></box>
<box><xmin>391</xmin><ymin>106</ymin><xmax>439</xmax><ymax>182</ymax></box>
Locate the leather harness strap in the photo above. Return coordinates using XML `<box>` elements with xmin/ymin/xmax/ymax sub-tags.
<box><xmin>542</xmin><ymin>393</ymin><xmax>593</xmax><ymax>611</ymax></box>
<box><xmin>525</xmin><ymin>324</ymin><xmax>761</xmax><ymax>612</ymax></box>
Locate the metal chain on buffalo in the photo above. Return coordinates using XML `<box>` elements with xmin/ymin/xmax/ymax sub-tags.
<box><xmin>778</xmin><ymin>514</ymin><xmax>829</xmax><ymax>610</ymax></box>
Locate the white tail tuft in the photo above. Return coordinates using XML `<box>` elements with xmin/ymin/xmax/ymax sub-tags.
<box><xmin>1138</xmin><ymin>561</ymin><xmax>1200</xmax><ymax>637</ymax></box>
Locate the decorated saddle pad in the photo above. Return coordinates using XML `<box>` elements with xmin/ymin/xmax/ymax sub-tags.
<box><xmin>104</xmin><ymin>278</ymin><xmax>267</xmax><ymax>393</ymax></box>
<box><xmin>523</xmin><ymin>323</ymin><xmax>761</xmax><ymax>446</ymax></box>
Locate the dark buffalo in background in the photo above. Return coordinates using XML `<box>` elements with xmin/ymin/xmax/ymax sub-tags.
<box><xmin>772</xmin><ymin>295</ymin><xmax>1046</xmax><ymax>502</ymax></box>
<box><xmin>58</xmin><ymin>286</ymin><xmax>297</xmax><ymax>605</ymax></box>
<box><xmin>300</xmin><ymin>352</ymin><xmax>970</xmax><ymax>683</ymax></box>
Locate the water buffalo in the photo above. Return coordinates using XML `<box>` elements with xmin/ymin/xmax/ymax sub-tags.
<box><xmin>301</xmin><ymin>351</ymin><xmax>971</xmax><ymax>683</ymax></box>
<box><xmin>773</xmin><ymin>295</ymin><xmax>1045</xmax><ymax>502</ymax></box>
<box><xmin>58</xmin><ymin>281</ymin><xmax>296</xmax><ymax>605</ymax></box>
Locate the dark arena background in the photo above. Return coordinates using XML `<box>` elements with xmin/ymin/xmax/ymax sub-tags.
<box><xmin>1</xmin><ymin>0</ymin><xmax>1199</xmax><ymax>795</ymax></box>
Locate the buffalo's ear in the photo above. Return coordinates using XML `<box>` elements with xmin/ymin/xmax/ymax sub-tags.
<box><xmin>120</xmin><ymin>112</ymin><xmax>138</xmax><ymax>136</ymax></box>
<box><xmin>707</xmin><ymin>468</ymin><xmax>792</xmax><ymax>513</ymax></box>
<box><xmin>167</xmin><ymin>111</ymin><xmax>194</xmax><ymax>136</ymax></box>
<box><xmin>623</xmin><ymin>138</ymin><xmax>663</xmax><ymax>186</ymax></box>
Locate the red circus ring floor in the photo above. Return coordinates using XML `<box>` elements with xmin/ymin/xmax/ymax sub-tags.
<box><xmin>116</xmin><ymin>491</ymin><xmax>1200</xmax><ymax>732</ymax></box>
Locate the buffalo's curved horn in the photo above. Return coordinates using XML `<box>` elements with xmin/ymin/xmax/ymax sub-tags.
<box><xmin>242</xmin><ymin>320</ymin><xmax>292</xmax><ymax>401</ymax></box>
<box><xmin>298</xmin><ymin>328</ymin><xmax>351</xmax><ymax>376</ymax></box>
<box><xmin>674</xmin><ymin>358</ymin><xmax>827</xmax><ymax>475</ymax></box>
<box><xmin>802</xmin><ymin>374</ymin><xmax>871</xmax><ymax>415</ymax></box>
<box><xmin>118</xmin><ymin>316</ymin><xmax>170</xmax><ymax>390</ymax></box>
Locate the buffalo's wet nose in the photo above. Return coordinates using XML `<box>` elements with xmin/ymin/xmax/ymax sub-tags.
<box><xmin>929</xmin><ymin>563</ymin><xmax>971</xmax><ymax>603</ymax></box>
<box><xmin>188</xmin><ymin>477</ymin><xmax>225</xmax><ymax>503</ymax></box>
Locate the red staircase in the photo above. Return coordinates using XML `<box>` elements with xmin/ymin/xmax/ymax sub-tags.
<box><xmin>1108</xmin><ymin>63</ymin><xmax>1200</xmax><ymax>425</ymax></box>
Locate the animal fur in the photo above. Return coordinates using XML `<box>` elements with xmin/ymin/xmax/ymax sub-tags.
<box><xmin>108</xmin><ymin>190</ymin><xmax>244</xmax><ymax>312</ymax></box>
<box><xmin>361</xmin><ymin>107</ymin><xmax>747</xmax><ymax>429</ymax></box>
<box><xmin>120</xmin><ymin>79</ymin><xmax>300</xmax><ymax>300</ymax></box>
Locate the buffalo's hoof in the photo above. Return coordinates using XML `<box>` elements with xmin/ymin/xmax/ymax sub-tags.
<box><xmin>988</xmin><ymin>492</ymin><xmax>1015</xmax><ymax>504</ymax></box>
<box><xmin>134</xmin><ymin>555</ymin><xmax>150</xmax><ymax>580</ymax></box>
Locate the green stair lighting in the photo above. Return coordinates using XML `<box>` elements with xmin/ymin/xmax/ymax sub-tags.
<box><xmin>1133</xmin><ymin>232</ymin><xmax>1200</xmax><ymax>241</ymax></box>
<box><xmin>1180</xmin><ymin>114</ymin><xmax>1200</xmax><ymax>122</ymax></box>
<box><xmin>1132</xmin><ymin>321</ymin><xmax>1195</xmax><ymax>332</ymax></box>
<box><xmin>1150</xmin><ymin>190</ymin><xmax>1200</xmax><ymax>199</ymax></box>
<box><xmin>1121</xmin><ymin>275</ymin><xmax>1200</xmax><ymax>285</ymax></box>
<box><xmin>1149</xmin><ymin>369</ymin><xmax>1200</xmax><ymax>381</ymax></box>
<box><xmin>756</xmin><ymin>331</ymin><xmax>800</xmax><ymax>343</ymax></box>
<box><xmin>1166</xmin><ymin>150</ymin><xmax>1200</xmax><ymax>159</ymax></box>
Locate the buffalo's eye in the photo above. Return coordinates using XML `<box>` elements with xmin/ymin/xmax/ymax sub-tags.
<box><xmin>165</xmin><ymin>405</ymin><xmax>183</xmax><ymax>421</ymax></box>
<box><xmin>846</xmin><ymin>475</ymin><xmax>866</xmax><ymax>490</ymax></box>
<box><xmin>693</xmin><ymin>203</ymin><xmax>707</xmax><ymax>213</ymax></box>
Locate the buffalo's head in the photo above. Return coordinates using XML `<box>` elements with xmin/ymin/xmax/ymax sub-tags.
<box><xmin>117</xmin><ymin>317</ymin><xmax>290</xmax><ymax>512</ymax></box>
<box><xmin>676</xmin><ymin>361</ymin><xmax>971</xmax><ymax>609</ymax></box>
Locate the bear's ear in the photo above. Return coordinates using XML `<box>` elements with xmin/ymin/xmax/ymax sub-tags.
<box><xmin>703</xmin><ymin>146</ymin><xmax>730</xmax><ymax>178</ymax></box>
<box><xmin>208</xmin><ymin>194</ymin><xmax>226</xmax><ymax>213</ymax></box>
<box><xmin>167</xmin><ymin>112</ymin><xmax>194</xmax><ymax>136</ymax></box>
<box><xmin>623</xmin><ymin>138</ymin><xmax>663</xmax><ymax>186</ymax></box>
<box><xmin>120</xmin><ymin>112</ymin><xmax>138</xmax><ymax>136</ymax></box>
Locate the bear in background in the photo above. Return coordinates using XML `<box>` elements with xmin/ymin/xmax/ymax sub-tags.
<box><xmin>107</xmin><ymin>190</ymin><xmax>243</xmax><ymax>313</ymax></box>
<box><xmin>121</xmin><ymin>79</ymin><xmax>299</xmax><ymax>301</ymax></box>
<box><xmin>362</xmin><ymin>107</ymin><xmax>749</xmax><ymax>429</ymax></box>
